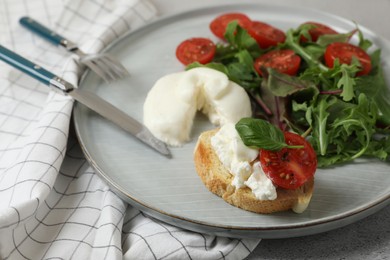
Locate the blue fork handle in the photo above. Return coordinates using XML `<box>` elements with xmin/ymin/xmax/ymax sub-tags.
<box><xmin>0</xmin><ymin>44</ymin><xmax>56</xmax><ymax>85</ymax></box>
<box><xmin>20</xmin><ymin>16</ymin><xmax>65</xmax><ymax>46</ymax></box>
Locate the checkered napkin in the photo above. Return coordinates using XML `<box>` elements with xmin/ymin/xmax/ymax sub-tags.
<box><xmin>0</xmin><ymin>0</ymin><xmax>260</xmax><ymax>259</ymax></box>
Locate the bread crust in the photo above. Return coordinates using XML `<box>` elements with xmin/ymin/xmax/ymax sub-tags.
<box><xmin>194</xmin><ymin>129</ymin><xmax>314</xmax><ymax>214</ymax></box>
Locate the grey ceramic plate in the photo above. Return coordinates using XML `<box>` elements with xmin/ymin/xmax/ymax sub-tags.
<box><xmin>73</xmin><ymin>3</ymin><xmax>390</xmax><ymax>238</ymax></box>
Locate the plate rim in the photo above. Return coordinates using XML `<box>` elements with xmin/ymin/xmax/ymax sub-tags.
<box><xmin>73</xmin><ymin>2</ymin><xmax>390</xmax><ymax>238</ymax></box>
<box><xmin>75</xmin><ymin>141</ymin><xmax>390</xmax><ymax>238</ymax></box>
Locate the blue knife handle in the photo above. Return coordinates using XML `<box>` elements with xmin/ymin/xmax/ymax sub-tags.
<box><xmin>0</xmin><ymin>44</ymin><xmax>56</xmax><ymax>85</ymax></box>
<box><xmin>20</xmin><ymin>16</ymin><xmax>64</xmax><ymax>46</ymax></box>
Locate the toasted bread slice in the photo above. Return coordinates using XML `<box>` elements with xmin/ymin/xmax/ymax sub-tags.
<box><xmin>194</xmin><ymin>129</ymin><xmax>314</xmax><ymax>214</ymax></box>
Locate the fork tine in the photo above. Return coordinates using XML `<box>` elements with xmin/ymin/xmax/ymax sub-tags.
<box><xmin>82</xmin><ymin>56</ymin><xmax>124</xmax><ymax>82</ymax></box>
<box><xmin>101</xmin><ymin>54</ymin><xmax>129</xmax><ymax>76</ymax></box>
<box><xmin>96</xmin><ymin>55</ymin><xmax>129</xmax><ymax>80</ymax></box>
<box><xmin>81</xmin><ymin>53</ymin><xmax>129</xmax><ymax>82</ymax></box>
<box><xmin>91</xmin><ymin>58</ymin><xmax>120</xmax><ymax>81</ymax></box>
<box><xmin>81</xmin><ymin>58</ymin><xmax>114</xmax><ymax>82</ymax></box>
<box><xmin>98</xmin><ymin>56</ymin><xmax>125</xmax><ymax>79</ymax></box>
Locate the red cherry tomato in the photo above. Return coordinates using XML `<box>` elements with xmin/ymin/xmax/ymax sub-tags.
<box><xmin>175</xmin><ymin>37</ymin><xmax>216</xmax><ymax>65</ymax></box>
<box><xmin>301</xmin><ymin>21</ymin><xmax>338</xmax><ymax>42</ymax></box>
<box><xmin>254</xmin><ymin>49</ymin><xmax>301</xmax><ymax>76</ymax></box>
<box><xmin>247</xmin><ymin>21</ymin><xmax>286</xmax><ymax>49</ymax></box>
<box><xmin>324</xmin><ymin>42</ymin><xmax>372</xmax><ymax>76</ymax></box>
<box><xmin>259</xmin><ymin>132</ymin><xmax>317</xmax><ymax>190</ymax></box>
<box><xmin>209</xmin><ymin>13</ymin><xmax>252</xmax><ymax>39</ymax></box>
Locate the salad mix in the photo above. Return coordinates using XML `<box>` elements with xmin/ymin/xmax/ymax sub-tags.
<box><xmin>176</xmin><ymin>12</ymin><xmax>390</xmax><ymax>167</ymax></box>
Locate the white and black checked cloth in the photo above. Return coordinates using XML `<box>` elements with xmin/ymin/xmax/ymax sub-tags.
<box><xmin>0</xmin><ymin>0</ymin><xmax>260</xmax><ymax>259</ymax></box>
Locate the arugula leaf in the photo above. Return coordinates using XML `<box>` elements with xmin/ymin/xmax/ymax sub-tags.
<box><xmin>235</xmin><ymin>49</ymin><xmax>256</xmax><ymax>73</ymax></box>
<box><xmin>224</xmin><ymin>21</ymin><xmax>259</xmax><ymax>51</ymax></box>
<box><xmin>296</xmin><ymin>23</ymin><xmax>313</xmax><ymax>41</ymax></box>
<box><xmin>302</xmin><ymin>44</ymin><xmax>327</xmax><ymax>62</ymax></box>
<box><xmin>235</xmin><ymin>118</ymin><xmax>302</xmax><ymax>150</ymax></box>
<box><xmin>283</xmin><ymin>28</ymin><xmax>328</xmax><ymax>71</ymax></box>
<box><xmin>355</xmin><ymin>50</ymin><xmax>390</xmax><ymax>125</ymax></box>
<box><xmin>313</xmin><ymin>94</ymin><xmax>388</xmax><ymax>167</ymax></box>
<box><xmin>227</xmin><ymin>62</ymin><xmax>255</xmax><ymax>85</ymax></box>
<box><xmin>291</xmin><ymin>100</ymin><xmax>311</xmax><ymax>126</ymax></box>
<box><xmin>311</xmin><ymin>96</ymin><xmax>333</xmax><ymax>156</ymax></box>
<box><xmin>364</xmin><ymin>134</ymin><xmax>390</xmax><ymax>160</ymax></box>
<box><xmin>357</xmin><ymin>28</ymin><xmax>373</xmax><ymax>51</ymax></box>
<box><xmin>335</xmin><ymin>61</ymin><xmax>360</xmax><ymax>101</ymax></box>
<box><xmin>316</xmin><ymin>30</ymin><xmax>356</xmax><ymax>46</ymax></box>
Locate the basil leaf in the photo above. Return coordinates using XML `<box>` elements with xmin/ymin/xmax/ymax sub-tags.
<box><xmin>235</xmin><ymin>118</ymin><xmax>288</xmax><ymax>151</ymax></box>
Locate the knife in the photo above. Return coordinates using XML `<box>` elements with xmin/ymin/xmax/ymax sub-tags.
<box><xmin>0</xmin><ymin>44</ymin><xmax>171</xmax><ymax>158</ymax></box>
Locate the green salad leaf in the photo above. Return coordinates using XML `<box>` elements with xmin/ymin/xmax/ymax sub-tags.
<box><xmin>263</xmin><ymin>68</ymin><xmax>319</xmax><ymax>97</ymax></box>
<box><xmin>236</xmin><ymin>118</ymin><xmax>303</xmax><ymax>150</ymax></box>
<box><xmin>186</xmin><ymin>21</ymin><xmax>390</xmax><ymax>167</ymax></box>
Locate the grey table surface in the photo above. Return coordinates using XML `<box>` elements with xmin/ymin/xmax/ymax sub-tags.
<box><xmin>152</xmin><ymin>0</ymin><xmax>390</xmax><ymax>259</ymax></box>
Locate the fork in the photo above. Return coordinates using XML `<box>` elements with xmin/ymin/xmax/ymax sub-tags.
<box><xmin>20</xmin><ymin>16</ymin><xmax>129</xmax><ymax>82</ymax></box>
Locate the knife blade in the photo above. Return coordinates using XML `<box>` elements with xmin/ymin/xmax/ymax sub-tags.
<box><xmin>69</xmin><ymin>86</ymin><xmax>171</xmax><ymax>157</ymax></box>
<box><xmin>0</xmin><ymin>44</ymin><xmax>171</xmax><ymax>158</ymax></box>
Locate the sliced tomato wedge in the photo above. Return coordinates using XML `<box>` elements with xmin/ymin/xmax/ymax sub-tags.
<box><xmin>301</xmin><ymin>21</ymin><xmax>338</xmax><ymax>42</ymax></box>
<box><xmin>175</xmin><ymin>37</ymin><xmax>216</xmax><ymax>65</ymax></box>
<box><xmin>254</xmin><ymin>49</ymin><xmax>301</xmax><ymax>76</ymax></box>
<box><xmin>247</xmin><ymin>21</ymin><xmax>286</xmax><ymax>49</ymax></box>
<box><xmin>259</xmin><ymin>132</ymin><xmax>317</xmax><ymax>190</ymax></box>
<box><xmin>209</xmin><ymin>12</ymin><xmax>252</xmax><ymax>39</ymax></box>
<box><xmin>324</xmin><ymin>42</ymin><xmax>372</xmax><ymax>76</ymax></box>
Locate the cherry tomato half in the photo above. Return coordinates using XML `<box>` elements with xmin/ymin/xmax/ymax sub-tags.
<box><xmin>259</xmin><ymin>132</ymin><xmax>317</xmax><ymax>190</ymax></box>
<box><xmin>175</xmin><ymin>37</ymin><xmax>216</xmax><ymax>65</ymax></box>
<box><xmin>209</xmin><ymin>12</ymin><xmax>252</xmax><ymax>39</ymax></box>
<box><xmin>301</xmin><ymin>21</ymin><xmax>338</xmax><ymax>42</ymax></box>
<box><xmin>254</xmin><ymin>49</ymin><xmax>301</xmax><ymax>76</ymax></box>
<box><xmin>247</xmin><ymin>21</ymin><xmax>286</xmax><ymax>49</ymax></box>
<box><xmin>324</xmin><ymin>42</ymin><xmax>372</xmax><ymax>76</ymax></box>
